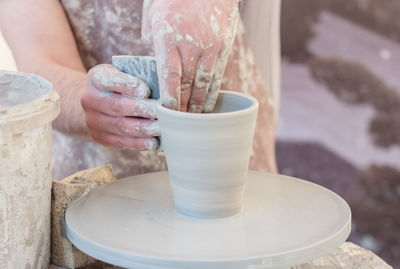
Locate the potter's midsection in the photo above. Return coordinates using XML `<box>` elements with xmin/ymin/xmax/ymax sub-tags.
<box><xmin>60</xmin><ymin>0</ymin><xmax>154</xmax><ymax>69</ymax></box>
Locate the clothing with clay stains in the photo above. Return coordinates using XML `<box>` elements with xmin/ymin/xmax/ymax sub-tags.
<box><xmin>52</xmin><ymin>0</ymin><xmax>277</xmax><ymax>179</ymax></box>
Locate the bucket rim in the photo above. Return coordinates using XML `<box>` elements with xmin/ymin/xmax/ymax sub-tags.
<box><xmin>0</xmin><ymin>70</ymin><xmax>60</xmax><ymax>135</ymax></box>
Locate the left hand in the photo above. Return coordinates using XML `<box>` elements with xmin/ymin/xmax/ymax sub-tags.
<box><xmin>142</xmin><ymin>0</ymin><xmax>239</xmax><ymax>112</ymax></box>
<box><xmin>81</xmin><ymin>64</ymin><xmax>160</xmax><ymax>151</ymax></box>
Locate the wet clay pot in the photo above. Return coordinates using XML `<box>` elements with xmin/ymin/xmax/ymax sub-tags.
<box><xmin>157</xmin><ymin>91</ymin><xmax>258</xmax><ymax>219</ymax></box>
<box><xmin>0</xmin><ymin>71</ymin><xmax>59</xmax><ymax>268</ymax></box>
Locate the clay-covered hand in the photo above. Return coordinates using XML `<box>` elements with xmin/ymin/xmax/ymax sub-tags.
<box><xmin>142</xmin><ymin>0</ymin><xmax>239</xmax><ymax>112</ymax></box>
<box><xmin>81</xmin><ymin>64</ymin><xmax>160</xmax><ymax>151</ymax></box>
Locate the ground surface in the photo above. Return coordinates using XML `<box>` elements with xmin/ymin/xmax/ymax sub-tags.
<box><xmin>279</xmin><ymin>3</ymin><xmax>400</xmax><ymax>267</ymax></box>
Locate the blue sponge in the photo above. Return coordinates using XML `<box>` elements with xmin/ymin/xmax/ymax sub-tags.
<box><xmin>112</xmin><ymin>55</ymin><xmax>160</xmax><ymax>100</ymax></box>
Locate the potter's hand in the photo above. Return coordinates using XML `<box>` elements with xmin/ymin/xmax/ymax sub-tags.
<box><xmin>142</xmin><ymin>0</ymin><xmax>239</xmax><ymax>112</ymax></box>
<box><xmin>81</xmin><ymin>64</ymin><xmax>160</xmax><ymax>151</ymax></box>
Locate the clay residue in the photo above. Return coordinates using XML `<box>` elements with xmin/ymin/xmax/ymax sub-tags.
<box><xmin>0</xmin><ymin>71</ymin><xmax>50</xmax><ymax>107</ymax></box>
<box><xmin>0</xmin><ymin>124</ymin><xmax>52</xmax><ymax>268</ymax></box>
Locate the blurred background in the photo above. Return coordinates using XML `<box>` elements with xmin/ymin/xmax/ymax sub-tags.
<box><xmin>278</xmin><ymin>0</ymin><xmax>400</xmax><ymax>267</ymax></box>
<box><xmin>1</xmin><ymin>0</ymin><xmax>399</xmax><ymax>267</ymax></box>
<box><xmin>0</xmin><ymin>31</ymin><xmax>16</xmax><ymax>71</ymax></box>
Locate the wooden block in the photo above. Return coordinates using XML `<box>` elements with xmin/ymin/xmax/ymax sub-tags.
<box><xmin>51</xmin><ymin>164</ymin><xmax>116</xmax><ymax>268</ymax></box>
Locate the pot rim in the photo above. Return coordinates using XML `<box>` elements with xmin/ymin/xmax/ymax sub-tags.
<box><xmin>157</xmin><ymin>91</ymin><xmax>258</xmax><ymax>120</ymax></box>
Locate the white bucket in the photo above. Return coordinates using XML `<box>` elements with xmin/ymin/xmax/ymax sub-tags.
<box><xmin>0</xmin><ymin>71</ymin><xmax>59</xmax><ymax>268</ymax></box>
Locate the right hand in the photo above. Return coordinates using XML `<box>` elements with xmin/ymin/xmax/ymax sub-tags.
<box><xmin>81</xmin><ymin>64</ymin><xmax>160</xmax><ymax>151</ymax></box>
<box><xmin>142</xmin><ymin>0</ymin><xmax>239</xmax><ymax>113</ymax></box>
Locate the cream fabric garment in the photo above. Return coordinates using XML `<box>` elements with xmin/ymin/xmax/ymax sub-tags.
<box><xmin>240</xmin><ymin>0</ymin><xmax>281</xmax><ymax>113</ymax></box>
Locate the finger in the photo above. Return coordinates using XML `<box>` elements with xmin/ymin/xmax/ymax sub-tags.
<box><xmin>203</xmin><ymin>54</ymin><xmax>229</xmax><ymax>112</ymax></box>
<box><xmin>188</xmin><ymin>53</ymin><xmax>216</xmax><ymax>113</ymax></box>
<box><xmin>178</xmin><ymin>48</ymin><xmax>200</xmax><ymax>111</ymax></box>
<box><xmin>86</xmin><ymin>111</ymin><xmax>160</xmax><ymax>138</ymax></box>
<box><xmin>153</xmin><ymin>33</ymin><xmax>182</xmax><ymax>110</ymax></box>
<box><xmin>83</xmin><ymin>90</ymin><xmax>158</xmax><ymax>119</ymax></box>
<box><xmin>89</xmin><ymin>64</ymin><xmax>151</xmax><ymax>99</ymax></box>
<box><xmin>94</xmin><ymin>133</ymin><xmax>160</xmax><ymax>151</ymax></box>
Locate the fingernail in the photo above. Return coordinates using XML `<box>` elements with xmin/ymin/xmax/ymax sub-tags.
<box><xmin>144</xmin><ymin>121</ymin><xmax>161</xmax><ymax>136</ymax></box>
<box><xmin>144</xmin><ymin>139</ymin><xmax>160</xmax><ymax>151</ymax></box>
<box><xmin>135</xmin><ymin>82</ymin><xmax>151</xmax><ymax>98</ymax></box>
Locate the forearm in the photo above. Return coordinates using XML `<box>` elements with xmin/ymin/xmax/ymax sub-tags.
<box><xmin>0</xmin><ymin>0</ymin><xmax>92</xmax><ymax>139</ymax></box>
<box><xmin>32</xmin><ymin>63</ymin><xmax>90</xmax><ymax>138</ymax></box>
<box><xmin>21</xmin><ymin>61</ymin><xmax>90</xmax><ymax>139</ymax></box>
